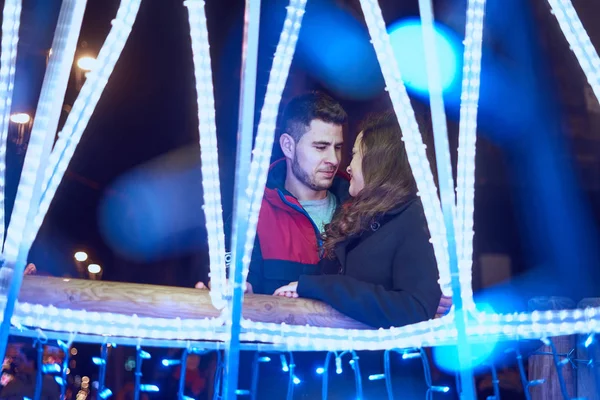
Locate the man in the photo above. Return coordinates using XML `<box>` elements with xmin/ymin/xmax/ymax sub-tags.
<box><xmin>197</xmin><ymin>91</ymin><xmax>349</xmax><ymax>294</ymax></box>
<box><xmin>247</xmin><ymin>91</ymin><xmax>350</xmax><ymax>295</ymax></box>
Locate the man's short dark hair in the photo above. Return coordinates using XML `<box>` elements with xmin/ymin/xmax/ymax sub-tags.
<box><xmin>281</xmin><ymin>92</ymin><xmax>347</xmax><ymax>142</ymax></box>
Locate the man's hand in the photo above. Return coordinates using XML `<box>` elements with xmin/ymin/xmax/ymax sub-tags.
<box><xmin>194</xmin><ymin>280</ymin><xmax>253</xmax><ymax>294</ymax></box>
<box><xmin>24</xmin><ymin>263</ymin><xmax>36</xmax><ymax>276</ymax></box>
<box><xmin>273</xmin><ymin>282</ymin><xmax>298</xmax><ymax>298</ymax></box>
<box><xmin>195</xmin><ymin>281</ymin><xmax>210</xmax><ymax>290</ymax></box>
<box><xmin>435</xmin><ymin>294</ymin><xmax>453</xmax><ymax>318</ymax></box>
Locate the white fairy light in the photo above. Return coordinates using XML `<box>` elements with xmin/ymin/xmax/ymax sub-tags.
<box><xmin>31</xmin><ymin>0</ymin><xmax>142</xmax><ymax>252</ymax></box>
<box><xmin>358</xmin><ymin>0</ymin><xmax>451</xmax><ymax>296</ymax></box>
<box><xmin>455</xmin><ymin>0</ymin><xmax>487</xmax><ymax>311</ymax></box>
<box><xmin>418</xmin><ymin>0</ymin><xmax>456</xmax><ymax>228</ymax></box>
<box><xmin>418</xmin><ymin>2</ymin><xmax>479</xmax><ymax>396</ymax></box>
<box><xmin>455</xmin><ymin>0</ymin><xmax>485</xmax><ymax>310</ymax></box>
<box><xmin>235</xmin><ymin>0</ymin><xmax>307</xmax><ymax>287</ymax></box>
<box><xmin>3</xmin><ymin>0</ymin><xmax>87</xmax><ymax>264</ymax></box>
<box><xmin>547</xmin><ymin>0</ymin><xmax>600</xmax><ymax>105</ymax></box>
<box><xmin>9</xmin><ymin>300</ymin><xmax>225</xmax><ymax>339</ymax></box>
<box><xmin>184</xmin><ymin>0</ymin><xmax>227</xmax><ymax>309</ymax></box>
<box><xmin>0</xmin><ymin>0</ymin><xmax>22</xmax><ymax>251</ymax></box>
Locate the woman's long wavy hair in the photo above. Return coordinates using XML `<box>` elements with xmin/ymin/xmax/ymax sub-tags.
<box><xmin>323</xmin><ymin>111</ymin><xmax>418</xmax><ymax>258</ymax></box>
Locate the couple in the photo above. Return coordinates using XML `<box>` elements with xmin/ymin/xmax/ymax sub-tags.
<box><xmin>198</xmin><ymin>91</ymin><xmax>450</xmax><ymax>328</ymax></box>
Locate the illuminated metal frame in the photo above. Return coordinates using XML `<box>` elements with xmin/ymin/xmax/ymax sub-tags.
<box><xmin>0</xmin><ymin>0</ymin><xmax>597</xmax><ymax>400</ymax></box>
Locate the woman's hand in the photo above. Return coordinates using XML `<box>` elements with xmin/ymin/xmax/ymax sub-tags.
<box><xmin>273</xmin><ymin>282</ymin><xmax>298</xmax><ymax>298</ymax></box>
<box><xmin>435</xmin><ymin>294</ymin><xmax>453</xmax><ymax>318</ymax></box>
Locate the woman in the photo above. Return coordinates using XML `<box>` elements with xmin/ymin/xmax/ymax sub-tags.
<box><xmin>274</xmin><ymin>111</ymin><xmax>442</xmax><ymax>329</ymax></box>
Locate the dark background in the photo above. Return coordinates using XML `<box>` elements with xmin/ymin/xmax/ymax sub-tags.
<box><xmin>4</xmin><ymin>0</ymin><xmax>600</xmax><ymax>398</ymax></box>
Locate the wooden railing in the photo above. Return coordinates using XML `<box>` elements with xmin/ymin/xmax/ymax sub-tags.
<box><xmin>18</xmin><ymin>276</ymin><xmax>370</xmax><ymax>330</ymax></box>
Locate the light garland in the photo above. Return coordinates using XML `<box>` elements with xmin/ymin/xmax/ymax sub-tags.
<box><xmin>547</xmin><ymin>0</ymin><xmax>600</xmax><ymax>106</ymax></box>
<box><xmin>7</xmin><ymin>300</ymin><xmax>226</xmax><ymax>342</ymax></box>
<box><xmin>31</xmin><ymin>0</ymin><xmax>142</xmax><ymax>254</ymax></box>
<box><xmin>184</xmin><ymin>0</ymin><xmax>227</xmax><ymax>309</ymax></box>
<box><xmin>231</xmin><ymin>0</ymin><xmax>307</xmax><ymax>292</ymax></box>
<box><xmin>0</xmin><ymin>0</ymin><xmax>22</xmax><ymax>252</ymax></box>
<box><xmin>223</xmin><ymin>0</ymin><xmax>264</xmax><ymax>396</ymax></box>
<box><xmin>418</xmin><ymin>0</ymin><xmax>456</xmax><ymax>228</ymax></box>
<box><xmin>358</xmin><ymin>0</ymin><xmax>452</xmax><ymax>296</ymax></box>
<box><xmin>418</xmin><ymin>2</ymin><xmax>481</xmax><ymax>396</ymax></box>
<box><xmin>455</xmin><ymin>0</ymin><xmax>487</xmax><ymax>311</ymax></box>
<box><xmin>2</xmin><ymin>297</ymin><xmax>600</xmax><ymax>352</ymax></box>
<box><xmin>235</xmin><ymin>308</ymin><xmax>600</xmax><ymax>351</ymax></box>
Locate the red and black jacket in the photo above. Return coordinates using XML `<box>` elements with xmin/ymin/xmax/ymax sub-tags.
<box><xmin>247</xmin><ymin>159</ymin><xmax>350</xmax><ymax>295</ymax></box>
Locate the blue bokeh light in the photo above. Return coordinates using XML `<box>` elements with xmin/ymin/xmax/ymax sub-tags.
<box><xmin>432</xmin><ymin>303</ymin><xmax>499</xmax><ymax>374</ymax></box>
<box><xmin>99</xmin><ymin>148</ymin><xmax>207</xmax><ymax>262</ymax></box>
<box><xmin>295</xmin><ymin>1</ymin><xmax>384</xmax><ymax>100</ymax></box>
<box><xmin>387</xmin><ymin>18</ymin><xmax>461</xmax><ymax>95</ymax></box>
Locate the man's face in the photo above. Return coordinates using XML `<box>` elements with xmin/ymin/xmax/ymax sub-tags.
<box><xmin>291</xmin><ymin>119</ymin><xmax>343</xmax><ymax>191</ymax></box>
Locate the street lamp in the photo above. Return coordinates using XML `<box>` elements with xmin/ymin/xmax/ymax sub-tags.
<box><xmin>87</xmin><ymin>263</ymin><xmax>102</xmax><ymax>281</ymax></box>
<box><xmin>87</xmin><ymin>264</ymin><xmax>101</xmax><ymax>274</ymax></box>
<box><xmin>9</xmin><ymin>113</ymin><xmax>32</xmax><ymax>153</ymax></box>
<box><xmin>74</xmin><ymin>251</ymin><xmax>88</xmax><ymax>262</ymax></box>
<box><xmin>9</xmin><ymin>113</ymin><xmax>31</xmax><ymax>124</ymax></box>
<box><xmin>75</xmin><ymin>56</ymin><xmax>96</xmax><ymax>90</ymax></box>
<box><xmin>76</xmin><ymin>56</ymin><xmax>96</xmax><ymax>71</ymax></box>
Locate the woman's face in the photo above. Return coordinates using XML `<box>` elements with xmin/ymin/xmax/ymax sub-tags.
<box><xmin>346</xmin><ymin>132</ymin><xmax>365</xmax><ymax>197</ymax></box>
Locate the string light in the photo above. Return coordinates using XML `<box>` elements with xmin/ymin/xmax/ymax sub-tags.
<box><xmin>280</xmin><ymin>354</ymin><xmax>289</xmax><ymax>372</ymax></box>
<box><xmin>547</xmin><ymin>0</ymin><xmax>600</xmax><ymax>105</ymax></box>
<box><xmin>0</xmin><ymin>0</ymin><xmax>22</xmax><ymax>251</ymax></box>
<box><xmin>9</xmin><ymin>300</ymin><xmax>225</xmax><ymax>342</ymax></box>
<box><xmin>41</xmin><ymin>363</ymin><xmax>61</xmax><ymax>373</ymax></box>
<box><xmin>401</xmin><ymin>351</ymin><xmax>421</xmax><ymax>360</ymax></box>
<box><xmin>3</xmin><ymin>298</ymin><xmax>600</xmax><ymax>354</ymax></box>
<box><xmin>455</xmin><ymin>0</ymin><xmax>487</xmax><ymax>311</ymax></box>
<box><xmin>140</xmin><ymin>384</ymin><xmax>159</xmax><ymax>392</ymax></box>
<box><xmin>417</xmin><ymin>0</ymin><xmax>459</xmax><ymax>301</ymax></box>
<box><xmin>585</xmin><ymin>333</ymin><xmax>594</xmax><ymax>348</ymax></box>
<box><xmin>98</xmin><ymin>388</ymin><xmax>113</xmax><ymax>399</ymax></box>
<box><xmin>161</xmin><ymin>359</ymin><xmax>181</xmax><ymax>367</ymax></box>
<box><xmin>335</xmin><ymin>355</ymin><xmax>342</xmax><ymax>374</ymax></box>
<box><xmin>184</xmin><ymin>0</ymin><xmax>227</xmax><ymax>309</ymax></box>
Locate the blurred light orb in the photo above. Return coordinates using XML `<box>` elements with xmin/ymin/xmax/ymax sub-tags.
<box><xmin>295</xmin><ymin>2</ymin><xmax>384</xmax><ymax>100</ymax></box>
<box><xmin>10</xmin><ymin>113</ymin><xmax>30</xmax><ymax>124</ymax></box>
<box><xmin>99</xmin><ymin>148</ymin><xmax>207</xmax><ymax>261</ymax></box>
<box><xmin>432</xmin><ymin>303</ymin><xmax>498</xmax><ymax>373</ymax></box>
<box><xmin>388</xmin><ymin>18</ymin><xmax>460</xmax><ymax>95</ymax></box>
<box><xmin>74</xmin><ymin>251</ymin><xmax>88</xmax><ymax>262</ymax></box>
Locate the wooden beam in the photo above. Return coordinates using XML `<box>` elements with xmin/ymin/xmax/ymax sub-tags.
<box><xmin>18</xmin><ymin>276</ymin><xmax>370</xmax><ymax>330</ymax></box>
